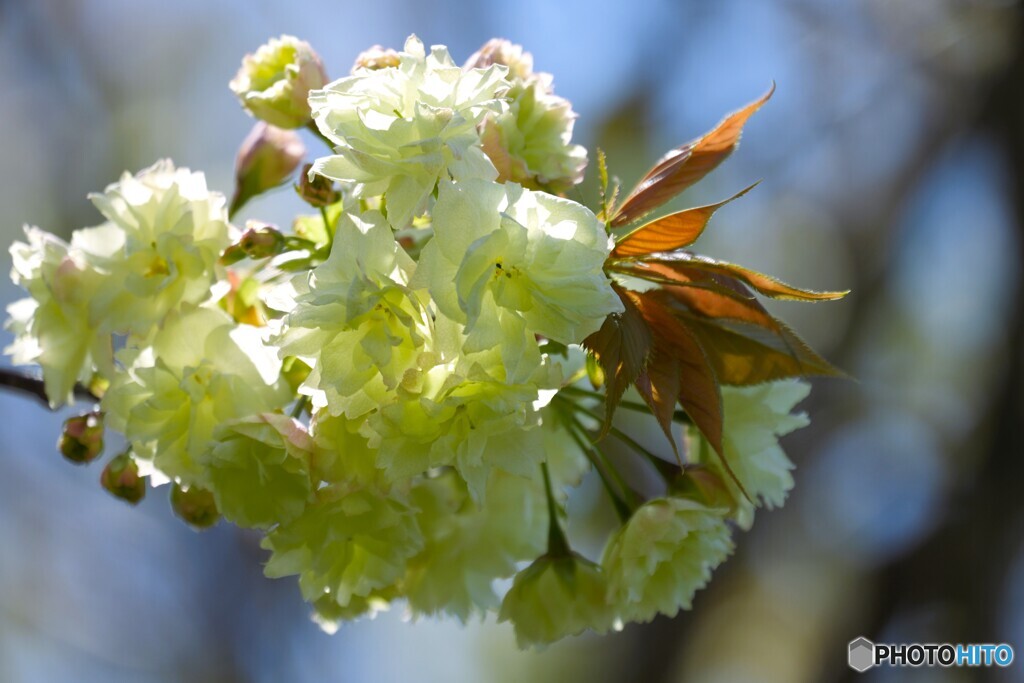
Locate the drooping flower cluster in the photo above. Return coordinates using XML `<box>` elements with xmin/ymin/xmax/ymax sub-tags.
<box><xmin>4</xmin><ymin>34</ymin><xmax>846</xmax><ymax>647</ymax></box>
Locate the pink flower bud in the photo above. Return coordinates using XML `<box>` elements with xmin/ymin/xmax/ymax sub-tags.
<box><xmin>238</xmin><ymin>221</ymin><xmax>286</xmax><ymax>259</ymax></box>
<box><xmin>230</xmin><ymin>122</ymin><xmax>305</xmax><ymax>216</ymax></box>
<box><xmin>352</xmin><ymin>45</ymin><xmax>401</xmax><ymax>72</ymax></box>
<box><xmin>100</xmin><ymin>451</ymin><xmax>146</xmax><ymax>504</ymax></box>
<box><xmin>295</xmin><ymin>163</ymin><xmax>341</xmax><ymax>207</ymax></box>
<box><xmin>170</xmin><ymin>483</ymin><xmax>220</xmax><ymax>530</ymax></box>
<box><xmin>58</xmin><ymin>412</ymin><xmax>104</xmax><ymax>464</ymax></box>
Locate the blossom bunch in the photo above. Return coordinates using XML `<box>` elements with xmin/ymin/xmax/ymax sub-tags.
<box><xmin>4</xmin><ymin>35</ymin><xmax>846</xmax><ymax>646</ymax></box>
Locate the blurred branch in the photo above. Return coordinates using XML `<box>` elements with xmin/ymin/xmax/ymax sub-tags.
<box><xmin>832</xmin><ymin>7</ymin><xmax>1024</xmax><ymax>683</ymax></box>
<box><xmin>0</xmin><ymin>368</ymin><xmax>98</xmax><ymax>408</ymax></box>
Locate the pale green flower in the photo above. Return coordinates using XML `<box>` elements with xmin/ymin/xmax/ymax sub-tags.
<box><xmin>6</xmin><ymin>227</ymin><xmax>111</xmax><ymax>406</ymax></box>
<box><xmin>311</xmin><ymin>587</ymin><xmax>398</xmax><ymax>633</ymax></box>
<box><xmin>308</xmin><ymin>35</ymin><xmax>509</xmax><ymax>230</ymax></box>
<box><xmin>366</xmin><ymin>346</ymin><xmax>559</xmax><ymax>497</ymax></box>
<box><xmin>689</xmin><ymin>379</ymin><xmax>811</xmax><ymax>529</ymax></box>
<box><xmin>262</xmin><ymin>485</ymin><xmax>423</xmax><ymax>608</ymax></box>
<box><xmin>84</xmin><ymin>160</ymin><xmax>234</xmax><ymax>337</ymax></box>
<box><xmin>203</xmin><ymin>413</ymin><xmax>314</xmax><ymax>529</ymax></box>
<box><xmin>413</xmin><ymin>179</ymin><xmax>621</xmax><ymax>374</ymax></box>
<box><xmin>308</xmin><ymin>410</ymin><xmax>383</xmax><ymax>487</ymax></box>
<box><xmin>404</xmin><ymin>469</ymin><xmax>546</xmax><ymax>621</ymax></box>
<box><xmin>230</xmin><ymin>35</ymin><xmax>328</xmax><ymax>129</ymax></box>
<box><xmin>603</xmin><ymin>497</ymin><xmax>733</xmax><ymax>624</ymax></box>
<box><xmin>275</xmin><ymin>209</ymin><xmax>440</xmax><ymax>419</ymax></box>
<box><xmin>499</xmin><ymin>553</ymin><xmax>614</xmax><ymax>648</ymax></box>
<box><xmin>7</xmin><ymin>161</ymin><xmax>233</xmax><ymax>397</ymax></box>
<box><xmin>102</xmin><ymin>307</ymin><xmax>289</xmax><ymax>486</ymax></box>
<box><xmin>465</xmin><ymin>39</ymin><xmax>586</xmax><ymax>193</ymax></box>
<box><xmin>481</xmin><ymin>80</ymin><xmax>586</xmax><ymax>195</ymax></box>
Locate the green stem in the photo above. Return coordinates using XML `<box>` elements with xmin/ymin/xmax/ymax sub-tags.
<box><xmin>562</xmin><ymin>414</ymin><xmax>633</xmax><ymax>523</ymax></box>
<box><xmin>319</xmin><ymin>206</ymin><xmax>335</xmax><ymax>243</ymax></box>
<box><xmin>563</xmin><ymin>396</ymin><xmax>681</xmax><ymax>482</ymax></box>
<box><xmin>228</xmin><ymin>193</ymin><xmax>246</xmax><ymax>222</ymax></box>
<box><xmin>606</xmin><ymin>422</ymin><xmax>679</xmax><ymax>483</ymax></box>
<box><xmin>560</xmin><ymin>384</ymin><xmax>691</xmax><ymax>424</ymax></box>
<box><xmin>290</xmin><ymin>395</ymin><xmax>309</xmax><ymax>419</ymax></box>
<box><xmin>571</xmin><ymin>414</ymin><xmax>635</xmax><ymax>503</ymax></box>
<box><xmin>541</xmin><ymin>462</ymin><xmax>571</xmax><ymax>557</ymax></box>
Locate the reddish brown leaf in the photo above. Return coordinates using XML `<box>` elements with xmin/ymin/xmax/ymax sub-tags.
<box><xmin>616</xmin><ymin>261</ymin><xmax>780</xmax><ymax>330</ymax></box>
<box><xmin>613</xmin><ymin>261</ymin><xmax>756</xmax><ymax>304</ymax></box>
<box><xmin>681</xmin><ymin>313</ymin><xmax>846</xmax><ymax>385</ymax></box>
<box><xmin>640</xmin><ymin>251</ymin><xmax>849</xmax><ymax>302</ymax></box>
<box><xmin>634</xmin><ymin>349</ymin><xmax>683</xmax><ymax>456</ymax></box>
<box><xmin>666</xmin><ymin>283</ymin><xmax>778</xmax><ymax>330</ymax></box>
<box><xmin>581</xmin><ymin>283</ymin><xmax>653</xmax><ymax>431</ymax></box>
<box><xmin>630</xmin><ymin>290</ymin><xmax>724</xmax><ymax>455</ymax></box>
<box><xmin>610</xmin><ymin>84</ymin><xmax>775</xmax><ymax>227</ymax></box>
<box><xmin>612</xmin><ymin>182</ymin><xmax>759</xmax><ymax>257</ymax></box>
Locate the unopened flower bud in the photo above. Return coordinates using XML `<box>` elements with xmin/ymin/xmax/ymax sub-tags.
<box><xmin>230</xmin><ymin>35</ymin><xmax>328</xmax><ymax>129</ymax></box>
<box><xmin>58</xmin><ymin>412</ymin><xmax>104</xmax><ymax>464</ymax></box>
<box><xmin>238</xmin><ymin>221</ymin><xmax>286</xmax><ymax>259</ymax></box>
<box><xmin>464</xmin><ymin>38</ymin><xmax>535</xmax><ymax>82</ymax></box>
<box><xmin>670</xmin><ymin>465</ymin><xmax>737</xmax><ymax>511</ymax></box>
<box><xmin>100</xmin><ymin>451</ymin><xmax>146</xmax><ymax>504</ymax></box>
<box><xmin>230</xmin><ymin>122</ymin><xmax>305</xmax><ymax>216</ymax></box>
<box><xmin>170</xmin><ymin>483</ymin><xmax>220</xmax><ymax>530</ymax></box>
<box><xmin>295</xmin><ymin>163</ymin><xmax>340</xmax><ymax>207</ymax></box>
<box><xmin>352</xmin><ymin>45</ymin><xmax>401</xmax><ymax>72</ymax></box>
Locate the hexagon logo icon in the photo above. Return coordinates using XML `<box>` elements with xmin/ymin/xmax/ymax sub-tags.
<box><xmin>848</xmin><ymin>637</ymin><xmax>875</xmax><ymax>672</ymax></box>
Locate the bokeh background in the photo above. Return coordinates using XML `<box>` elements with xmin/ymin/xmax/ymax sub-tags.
<box><xmin>1</xmin><ymin>1</ymin><xmax>1023</xmax><ymax>681</ymax></box>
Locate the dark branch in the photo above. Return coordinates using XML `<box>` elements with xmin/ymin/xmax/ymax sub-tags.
<box><xmin>0</xmin><ymin>367</ymin><xmax>99</xmax><ymax>408</ymax></box>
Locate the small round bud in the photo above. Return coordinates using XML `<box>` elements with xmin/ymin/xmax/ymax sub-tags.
<box><xmin>58</xmin><ymin>412</ymin><xmax>104</xmax><ymax>464</ymax></box>
<box><xmin>296</xmin><ymin>163</ymin><xmax>341</xmax><ymax>207</ymax></box>
<box><xmin>100</xmin><ymin>452</ymin><xmax>146</xmax><ymax>504</ymax></box>
<box><xmin>238</xmin><ymin>221</ymin><xmax>286</xmax><ymax>259</ymax></box>
<box><xmin>352</xmin><ymin>45</ymin><xmax>401</xmax><ymax>72</ymax></box>
<box><xmin>170</xmin><ymin>483</ymin><xmax>220</xmax><ymax>530</ymax></box>
<box><xmin>230</xmin><ymin>35</ymin><xmax>328</xmax><ymax>129</ymax></box>
<box><xmin>230</xmin><ymin>122</ymin><xmax>305</xmax><ymax>215</ymax></box>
